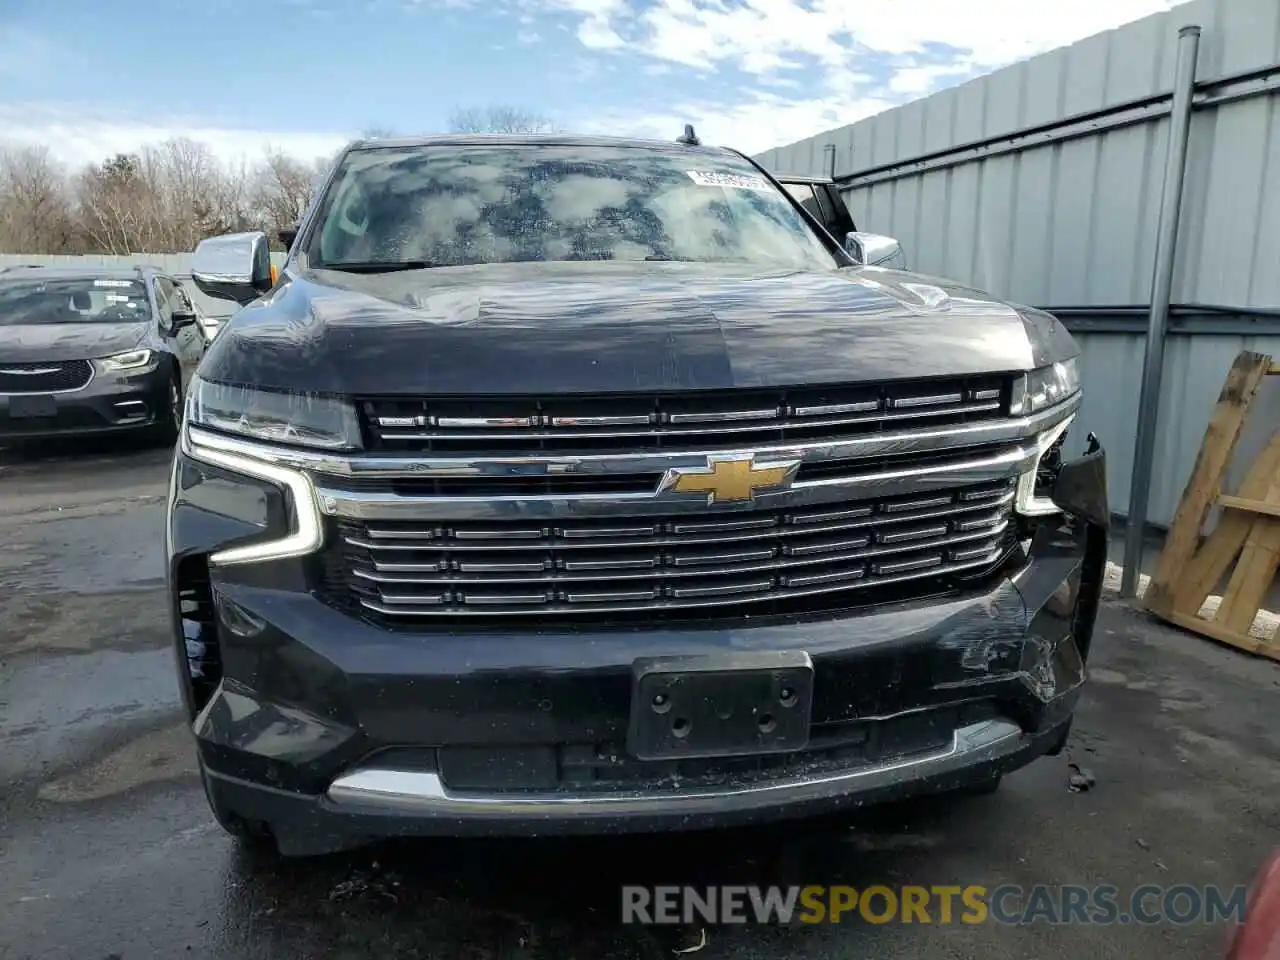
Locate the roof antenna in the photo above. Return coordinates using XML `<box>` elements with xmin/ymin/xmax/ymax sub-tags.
<box><xmin>676</xmin><ymin>123</ymin><xmax>701</xmax><ymax>146</ymax></box>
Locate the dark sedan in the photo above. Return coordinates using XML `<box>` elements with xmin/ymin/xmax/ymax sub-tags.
<box><xmin>0</xmin><ymin>265</ymin><xmax>202</xmax><ymax>444</ymax></box>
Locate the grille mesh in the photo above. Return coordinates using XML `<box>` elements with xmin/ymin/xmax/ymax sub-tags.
<box><xmin>0</xmin><ymin>360</ymin><xmax>92</xmax><ymax>393</ymax></box>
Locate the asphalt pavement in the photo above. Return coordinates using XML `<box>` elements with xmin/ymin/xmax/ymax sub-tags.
<box><xmin>3</xmin><ymin>438</ymin><xmax>1280</xmax><ymax>960</ymax></box>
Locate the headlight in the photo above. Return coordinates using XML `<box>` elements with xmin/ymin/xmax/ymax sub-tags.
<box><xmin>1015</xmin><ymin>415</ymin><xmax>1075</xmax><ymax>516</ymax></box>
<box><xmin>1011</xmin><ymin>358</ymin><xmax>1080</xmax><ymax>415</ymax></box>
<box><xmin>187</xmin><ymin>376</ymin><xmax>361</xmax><ymax>450</ymax></box>
<box><xmin>98</xmin><ymin>349</ymin><xmax>156</xmax><ymax>372</ymax></box>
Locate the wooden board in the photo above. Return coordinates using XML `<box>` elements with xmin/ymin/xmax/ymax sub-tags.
<box><xmin>1143</xmin><ymin>350</ymin><xmax>1280</xmax><ymax>660</ymax></box>
<box><xmin>1143</xmin><ymin>351</ymin><xmax>1275</xmax><ymax>618</ymax></box>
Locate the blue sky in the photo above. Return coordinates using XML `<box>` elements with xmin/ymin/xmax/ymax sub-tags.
<box><xmin>0</xmin><ymin>0</ymin><xmax>1184</xmax><ymax>169</ymax></box>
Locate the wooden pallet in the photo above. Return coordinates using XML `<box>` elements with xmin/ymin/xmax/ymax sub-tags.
<box><xmin>1144</xmin><ymin>351</ymin><xmax>1280</xmax><ymax>658</ymax></box>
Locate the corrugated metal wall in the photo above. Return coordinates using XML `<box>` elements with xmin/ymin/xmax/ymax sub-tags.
<box><xmin>755</xmin><ymin>0</ymin><xmax>1280</xmax><ymax>527</ymax></box>
<box><xmin>0</xmin><ymin>252</ymin><xmax>287</xmax><ymax>322</ymax></box>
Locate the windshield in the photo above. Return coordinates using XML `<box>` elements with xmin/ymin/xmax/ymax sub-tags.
<box><xmin>0</xmin><ymin>277</ymin><xmax>152</xmax><ymax>326</ymax></box>
<box><xmin>308</xmin><ymin>143</ymin><xmax>840</xmax><ymax>271</ymax></box>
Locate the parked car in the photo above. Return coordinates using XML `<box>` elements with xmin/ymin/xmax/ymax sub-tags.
<box><xmin>179</xmin><ymin>284</ymin><xmax>232</xmax><ymax>349</ymax></box>
<box><xmin>174</xmin><ymin>131</ymin><xmax>1107</xmax><ymax>857</ymax></box>
<box><xmin>774</xmin><ymin>173</ymin><xmax>908</xmax><ymax>270</ymax></box>
<box><xmin>0</xmin><ymin>264</ymin><xmax>202</xmax><ymax>444</ymax></box>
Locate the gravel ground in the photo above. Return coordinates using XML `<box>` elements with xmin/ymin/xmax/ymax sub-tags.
<box><xmin>2</xmin><ymin>437</ymin><xmax>1279</xmax><ymax>960</ymax></box>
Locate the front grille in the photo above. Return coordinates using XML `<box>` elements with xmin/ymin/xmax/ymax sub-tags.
<box><xmin>324</xmin><ymin>478</ymin><xmax>1017</xmax><ymax>622</ymax></box>
<box><xmin>0</xmin><ymin>360</ymin><xmax>93</xmax><ymax>393</ymax></box>
<box><xmin>359</xmin><ymin>376</ymin><xmax>1011</xmax><ymax>453</ymax></box>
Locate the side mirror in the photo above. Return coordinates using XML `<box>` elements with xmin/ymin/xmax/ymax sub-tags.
<box><xmin>278</xmin><ymin>223</ymin><xmax>300</xmax><ymax>250</ymax></box>
<box><xmin>845</xmin><ymin>232</ymin><xmax>907</xmax><ymax>270</ymax></box>
<box><xmin>169</xmin><ymin>309</ymin><xmax>198</xmax><ymax>331</ymax></box>
<box><xmin>190</xmin><ymin>231</ymin><xmax>273</xmax><ymax>305</ymax></box>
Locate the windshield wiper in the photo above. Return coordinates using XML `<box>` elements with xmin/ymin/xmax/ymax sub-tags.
<box><xmin>319</xmin><ymin>259</ymin><xmax>438</xmax><ymax>273</ymax></box>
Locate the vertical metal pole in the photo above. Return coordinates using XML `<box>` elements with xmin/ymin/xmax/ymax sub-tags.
<box><xmin>823</xmin><ymin>143</ymin><xmax>836</xmax><ymax>179</ymax></box>
<box><xmin>1121</xmin><ymin>25</ymin><xmax>1201</xmax><ymax>598</ymax></box>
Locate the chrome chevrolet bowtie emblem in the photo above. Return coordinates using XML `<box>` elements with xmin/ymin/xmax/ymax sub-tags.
<box><xmin>659</xmin><ymin>454</ymin><xmax>801</xmax><ymax>504</ymax></box>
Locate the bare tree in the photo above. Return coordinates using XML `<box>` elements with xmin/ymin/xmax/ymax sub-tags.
<box><xmin>0</xmin><ymin>146</ymin><xmax>76</xmax><ymax>254</ymax></box>
<box><xmin>252</xmin><ymin>149</ymin><xmax>327</xmax><ymax>246</ymax></box>
<box><xmin>0</xmin><ymin>133</ymin><xmax>388</xmax><ymax>256</ymax></box>
<box><xmin>448</xmin><ymin>106</ymin><xmax>559</xmax><ymax>135</ymax></box>
<box><xmin>76</xmin><ymin>153</ymin><xmax>155</xmax><ymax>254</ymax></box>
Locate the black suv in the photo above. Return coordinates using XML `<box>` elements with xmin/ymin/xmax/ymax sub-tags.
<box><xmin>173</xmin><ymin>133</ymin><xmax>1108</xmax><ymax>857</ymax></box>
<box><xmin>0</xmin><ymin>264</ymin><xmax>202</xmax><ymax>444</ymax></box>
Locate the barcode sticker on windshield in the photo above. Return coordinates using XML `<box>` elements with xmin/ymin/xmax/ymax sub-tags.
<box><xmin>94</xmin><ymin>280</ymin><xmax>135</xmax><ymax>288</ymax></box>
<box><xmin>686</xmin><ymin>170</ymin><xmax>773</xmax><ymax>191</ymax></box>
<box><xmin>105</xmin><ymin>294</ymin><xmax>131</xmax><ymax>302</ymax></box>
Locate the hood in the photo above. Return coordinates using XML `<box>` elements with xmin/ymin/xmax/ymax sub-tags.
<box><xmin>199</xmin><ymin>261</ymin><xmax>1078</xmax><ymax>395</ymax></box>
<box><xmin>0</xmin><ymin>321</ymin><xmax>149</xmax><ymax>363</ymax></box>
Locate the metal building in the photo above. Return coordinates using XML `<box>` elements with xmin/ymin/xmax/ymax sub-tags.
<box><xmin>754</xmin><ymin>0</ymin><xmax>1280</xmax><ymax>532</ymax></box>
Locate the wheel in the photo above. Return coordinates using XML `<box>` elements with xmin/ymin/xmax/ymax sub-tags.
<box><xmin>149</xmin><ymin>373</ymin><xmax>183</xmax><ymax>447</ymax></box>
<box><xmin>200</xmin><ymin>762</ymin><xmax>278</xmax><ymax>856</ymax></box>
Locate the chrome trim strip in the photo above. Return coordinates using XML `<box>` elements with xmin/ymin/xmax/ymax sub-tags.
<box><xmin>891</xmin><ymin>392</ymin><xmax>963</xmax><ymax>409</ymax></box>
<box><xmin>550</xmin><ymin>414</ymin><xmax>655</xmax><ymax>427</ymax></box>
<box><xmin>315</xmin><ymin>446</ymin><xmax>1035</xmax><ymax>519</ymax></box>
<box><xmin>666</xmin><ymin>407</ymin><xmax>780</xmax><ymax>424</ymax></box>
<box><xmin>344</xmin><ymin>492</ymin><xmax>1014</xmax><ymax>554</ymax></box>
<box><xmin>354</xmin><ymin>543</ymin><xmax>1007</xmax><ymax>615</ymax></box>
<box><xmin>437</xmin><ymin>415</ymin><xmax>538</xmax><ymax>428</ymax></box>
<box><xmin>325</xmin><ymin>719</ymin><xmax>1023</xmax><ymax>816</ymax></box>
<box><xmin>790</xmin><ymin>400</ymin><xmax>880</xmax><ymax>417</ymax></box>
<box><xmin>350</xmin><ymin>523</ymin><xmax>1008</xmax><ymax>586</ymax></box>
<box><xmin>183</xmin><ymin>394</ymin><xmax>1080</xmax><ymax>480</ymax></box>
<box><xmin>375</xmin><ymin>400</ymin><xmax>1005</xmax><ymax>442</ymax></box>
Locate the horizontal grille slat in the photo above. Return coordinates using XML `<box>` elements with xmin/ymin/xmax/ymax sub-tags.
<box><xmin>349</xmin><ymin>523</ymin><xmax>1008</xmax><ymax>586</ymax></box>
<box><xmin>359</xmin><ymin>377</ymin><xmax>1010</xmax><ymax>454</ymax></box>
<box><xmin>345</xmin><ymin>491</ymin><xmax>1015</xmax><ymax>553</ymax></box>
<box><xmin>324</xmin><ymin>479</ymin><xmax>1017</xmax><ymax>620</ymax></box>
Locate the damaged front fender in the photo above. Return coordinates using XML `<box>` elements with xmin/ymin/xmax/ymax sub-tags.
<box><xmin>1053</xmin><ymin>431</ymin><xmax>1110</xmax><ymax>530</ymax></box>
<box><xmin>1008</xmin><ymin>434</ymin><xmax>1110</xmax><ymax>753</ymax></box>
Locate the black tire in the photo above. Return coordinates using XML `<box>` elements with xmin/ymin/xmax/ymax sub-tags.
<box><xmin>149</xmin><ymin>372</ymin><xmax>183</xmax><ymax>447</ymax></box>
<box><xmin>200</xmin><ymin>763</ymin><xmax>279</xmax><ymax>856</ymax></box>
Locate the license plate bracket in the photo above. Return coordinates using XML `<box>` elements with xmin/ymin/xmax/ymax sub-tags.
<box><xmin>627</xmin><ymin>651</ymin><xmax>814</xmax><ymax>761</ymax></box>
<box><xmin>8</xmin><ymin>394</ymin><xmax>56</xmax><ymax>418</ymax></box>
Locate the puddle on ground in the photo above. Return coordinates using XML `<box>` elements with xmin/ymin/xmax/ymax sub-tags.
<box><xmin>0</xmin><ymin>647</ymin><xmax>182</xmax><ymax>782</ymax></box>
<box><xmin>38</xmin><ymin>720</ymin><xmax>196</xmax><ymax>802</ymax></box>
<box><xmin>0</xmin><ymin>505</ymin><xmax>166</xmax><ymax>595</ymax></box>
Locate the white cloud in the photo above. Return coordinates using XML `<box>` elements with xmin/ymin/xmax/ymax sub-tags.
<box><xmin>561</xmin><ymin>0</ymin><xmax>1191</xmax><ymax>150</ymax></box>
<box><xmin>0</xmin><ymin>0</ymin><xmax>1192</xmax><ymax>167</ymax></box>
<box><xmin>0</xmin><ymin>103</ymin><xmax>351</xmax><ymax>171</ymax></box>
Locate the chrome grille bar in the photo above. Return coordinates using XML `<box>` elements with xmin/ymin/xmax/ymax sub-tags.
<box><xmin>343</xmin><ymin>491</ymin><xmax>1014</xmax><ymax>553</ymax></box>
<box><xmin>331</xmin><ymin>479</ymin><xmax>1016</xmax><ymax>618</ymax></box>
<box><xmin>361</xmin><ymin>377</ymin><xmax>1010</xmax><ymax>452</ymax></box>
<box><xmin>184</xmin><ymin>395</ymin><xmax>1078</xmax><ymax>483</ymax></box>
<box><xmin>374</xmin><ymin>401</ymin><xmax>1003</xmax><ymax>443</ymax></box>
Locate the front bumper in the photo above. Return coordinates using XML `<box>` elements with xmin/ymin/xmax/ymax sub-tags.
<box><xmin>0</xmin><ymin>363</ymin><xmax>170</xmax><ymax>440</ymax></box>
<box><xmin>170</xmin><ymin>438</ymin><xmax>1107</xmax><ymax>855</ymax></box>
